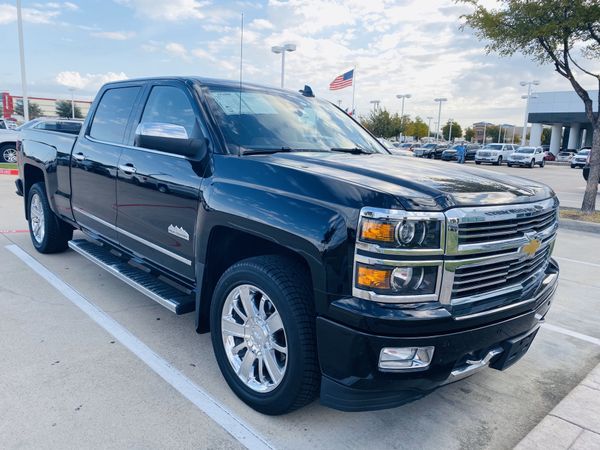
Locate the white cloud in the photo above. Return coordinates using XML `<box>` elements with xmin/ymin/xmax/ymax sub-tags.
<box><xmin>115</xmin><ymin>0</ymin><xmax>208</xmax><ymax>21</ymax></box>
<box><xmin>55</xmin><ymin>71</ymin><xmax>128</xmax><ymax>91</ymax></box>
<box><xmin>0</xmin><ymin>4</ymin><xmax>60</xmax><ymax>24</ymax></box>
<box><xmin>91</xmin><ymin>31</ymin><xmax>136</xmax><ymax>40</ymax></box>
<box><xmin>249</xmin><ymin>18</ymin><xmax>274</xmax><ymax>30</ymax></box>
<box><xmin>165</xmin><ymin>42</ymin><xmax>189</xmax><ymax>60</ymax></box>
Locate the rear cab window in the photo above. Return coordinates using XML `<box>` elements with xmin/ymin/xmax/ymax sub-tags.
<box><xmin>89</xmin><ymin>86</ymin><xmax>141</xmax><ymax>144</ymax></box>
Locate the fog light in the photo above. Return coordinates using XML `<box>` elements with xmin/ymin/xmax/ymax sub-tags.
<box><xmin>379</xmin><ymin>346</ymin><xmax>435</xmax><ymax>371</ymax></box>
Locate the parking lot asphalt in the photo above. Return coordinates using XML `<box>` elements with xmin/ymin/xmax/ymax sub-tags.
<box><xmin>1</xmin><ymin>170</ymin><xmax>599</xmax><ymax>450</ymax></box>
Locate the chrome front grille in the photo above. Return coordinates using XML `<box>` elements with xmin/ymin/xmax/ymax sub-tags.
<box><xmin>457</xmin><ymin>208</ymin><xmax>556</xmax><ymax>244</ymax></box>
<box><xmin>452</xmin><ymin>246</ymin><xmax>550</xmax><ymax>299</ymax></box>
<box><xmin>441</xmin><ymin>197</ymin><xmax>558</xmax><ymax>312</ymax></box>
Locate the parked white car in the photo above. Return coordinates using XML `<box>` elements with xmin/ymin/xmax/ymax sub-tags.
<box><xmin>475</xmin><ymin>143</ymin><xmax>517</xmax><ymax>165</ymax></box>
<box><xmin>556</xmin><ymin>151</ymin><xmax>576</xmax><ymax>163</ymax></box>
<box><xmin>0</xmin><ymin>128</ymin><xmax>19</xmax><ymax>163</ymax></box>
<box><xmin>507</xmin><ymin>146</ymin><xmax>545</xmax><ymax>168</ymax></box>
<box><xmin>571</xmin><ymin>148</ymin><xmax>591</xmax><ymax>168</ymax></box>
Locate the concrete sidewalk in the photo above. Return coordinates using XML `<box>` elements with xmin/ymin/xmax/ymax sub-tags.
<box><xmin>516</xmin><ymin>362</ymin><xmax>600</xmax><ymax>449</ymax></box>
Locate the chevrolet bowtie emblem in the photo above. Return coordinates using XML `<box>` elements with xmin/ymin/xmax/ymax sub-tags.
<box><xmin>522</xmin><ymin>238</ymin><xmax>541</xmax><ymax>258</ymax></box>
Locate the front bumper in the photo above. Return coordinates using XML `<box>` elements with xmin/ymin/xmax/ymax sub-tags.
<box><xmin>475</xmin><ymin>156</ymin><xmax>499</xmax><ymax>163</ymax></box>
<box><xmin>317</xmin><ymin>259</ymin><xmax>558</xmax><ymax>412</ymax></box>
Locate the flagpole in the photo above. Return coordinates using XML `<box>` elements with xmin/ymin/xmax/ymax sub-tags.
<box><xmin>351</xmin><ymin>66</ymin><xmax>356</xmax><ymax>114</ymax></box>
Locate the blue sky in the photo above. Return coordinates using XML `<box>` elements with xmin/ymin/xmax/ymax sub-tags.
<box><xmin>1</xmin><ymin>0</ymin><xmax>598</xmax><ymax>127</ymax></box>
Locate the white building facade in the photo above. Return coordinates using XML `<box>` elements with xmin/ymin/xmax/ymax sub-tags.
<box><xmin>527</xmin><ymin>90</ymin><xmax>597</xmax><ymax>154</ymax></box>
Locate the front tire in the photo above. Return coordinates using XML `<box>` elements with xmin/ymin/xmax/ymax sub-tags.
<box><xmin>539</xmin><ymin>159</ymin><xmax>545</xmax><ymax>168</ymax></box>
<box><xmin>494</xmin><ymin>156</ymin><xmax>503</xmax><ymax>166</ymax></box>
<box><xmin>475</xmin><ymin>161</ymin><xmax>481</xmax><ymax>165</ymax></box>
<box><xmin>210</xmin><ymin>255</ymin><xmax>319</xmax><ymax>415</ymax></box>
<box><xmin>27</xmin><ymin>182</ymin><xmax>73</xmax><ymax>253</ymax></box>
<box><xmin>529</xmin><ymin>159</ymin><xmax>535</xmax><ymax>168</ymax></box>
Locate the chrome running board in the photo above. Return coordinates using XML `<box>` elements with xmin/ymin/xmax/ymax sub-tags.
<box><xmin>68</xmin><ymin>239</ymin><xmax>195</xmax><ymax>315</ymax></box>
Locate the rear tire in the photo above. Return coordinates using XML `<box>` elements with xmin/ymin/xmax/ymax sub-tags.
<box><xmin>507</xmin><ymin>163</ymin><xmax>512</xmax><ymax>167</ymax></box>
<box><xmin>1</xmin><ymin>143</ymin><xmax>17</xmax><ymax>163</ymax></box>
<box><xmin>27</xmin><ymin>182</ymin><xmax>73</xmax><ymax>253</ymax></box>
<box><xmin>210</xmin><ymin>255</ymin><xmax>319</xmax><ymax>415</ymax></box>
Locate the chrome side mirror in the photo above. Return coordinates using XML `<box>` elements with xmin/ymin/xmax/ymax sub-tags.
<box><xmin>135</xmin><ymin>122</ymin><xmax>189</xmax><ymax>140</ymax></box>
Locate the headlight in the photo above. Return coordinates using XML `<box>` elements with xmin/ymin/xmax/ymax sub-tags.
<box><xmin>354</xmin><ymin>208</ymin><xmax>444</xmax><ymax>303</ymax></box>
<box><xmin>359</xmin><ymin>215</ymin><xmax>443</xmax><ymax>250</ymax></box>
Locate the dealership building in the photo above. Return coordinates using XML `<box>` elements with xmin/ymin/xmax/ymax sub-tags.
<box><xmin>1</xmin><ymin>92</ymin><xmax>92</xmax><ymax>120</ymax></box>
<box><xmin>527</xmin><ymin>90</ymin><xmax>597</xmax><ymax>153</ymax></box>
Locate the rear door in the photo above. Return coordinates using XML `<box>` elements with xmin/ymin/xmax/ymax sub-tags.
<box><xmin>70</xmin><ymin>84</ymin><xmax>144</xmax><ymax>241</ymax></box>
<box><xmin>115</xmin><ymin>81</ymin><xmax>205</xmax><ymax>280</ymax></box>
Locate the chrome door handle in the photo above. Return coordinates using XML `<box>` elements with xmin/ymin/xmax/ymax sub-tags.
<box><xmin>73</xmin><ymin>153</ymin><xmax>86</xmax><ymax>161</ymax></box>
<box><xmin>119</xmin><ymin>164</ymin><xmax>137</xmax><ymax>174</ymax></box>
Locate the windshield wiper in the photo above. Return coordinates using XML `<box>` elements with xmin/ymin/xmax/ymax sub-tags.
<box><xmin>241</xmin><ymin>146</ymin><xmax>293</xmax><ymax>155</ymax></box>
<box><xmin>329</xmin><ymin>147</ymin><xmax>372</xmax><ymax>154</ymax></box>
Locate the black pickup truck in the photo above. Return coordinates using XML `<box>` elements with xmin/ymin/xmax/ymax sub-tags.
<box><xmin>16</xmin><ymin>77</ymin><xmax>559</xmax><ymax>414</ymax></box>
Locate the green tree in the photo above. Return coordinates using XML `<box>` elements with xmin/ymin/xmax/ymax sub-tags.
<box><xmin>14</xmin><ymin>100</ymin><xmax>43</xmax><ymax>120</ymax></box>
<box><xmin>405</xmin><ymin>116</ymin><xmax>429</xmax><ymax>140</ymax></box>
<box><xmin>541</xmin><ymin>127</ymin><xmax>552</xmax><ymax>146</ymax></box>
<box><xmin>442</xmin><ymin>121</ymin><xmax>462</xmax><ymax>141</ymax></box>
<box><xmin>56</xmin><ymin>100</ymin><xmax>83</xmax><ymax>118</ymax></box>
<box><xmin>360</xmin><ymin>109</ymin><xmax>401</xmax><ymax>138</ymax></box>
<box><xmin>461</xmin><ymin>0</ymin><xmax>600</xmax><ymax>212</ymax></box>
<box><xmin>464</xmin><ymin>127</ymin><xmax>475</xmax><ymax>142</ymax></box>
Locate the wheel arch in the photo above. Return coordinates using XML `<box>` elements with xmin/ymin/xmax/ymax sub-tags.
<box><xmin>195</xmin><ymin>225</ymin><xmax>325</xmax><ymax>333</ymax></box>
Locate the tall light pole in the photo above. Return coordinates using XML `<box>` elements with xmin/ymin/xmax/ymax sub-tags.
<box><xmin>447</xmin><ymin>118</ymin><xmax>454</xmax><ymax>142</ymax></box>
<box><xmin>520</xmin><ymin>80</ymin><xmax>540</xmax><ymax>145</ymax></box>
<box><xmin>482</xmin><ymin>122</ymin><xmax>487</xmax><ymax>144</ymax></box>
<box><xmin>337</xmin><ymin>99</ymin><xmax>342</xmax><ymax>107</ymax></box>
<box><xmin>426</xmin><ymin>116</ymin><xmax>433</xmax><ymax>140</ymax></box>
<box><xmin>370</xmin><ymin>100</ymin><xmax>381</xmax><ymax>112</ymax></box>
<box><xmin>498</xmin><ymin>124</ymin><xmax>503</xmax><ymax>143</ymax></box>
<box><xmin>434</xmin><ymin>98</ymin><xmax>447</xmax><ymax>142</ymax></box>
<box><xmin>271</xmin><ymin>43</ymin><xmax>296</xmax><ymax>88</ymax></box>
<box><xmin>396</xmin><ymin>94</ymin><xmax>411</xmax><ymax>142</ymax></box>
<box><xmin>16</xmin><ymin>0</ymin><xmax>29</xmax><ymax>122</ymax></box>
<box><xmin>69</xmin><ymin>87</ymin><xmax>76</xmax><ymax>118</ymax></box>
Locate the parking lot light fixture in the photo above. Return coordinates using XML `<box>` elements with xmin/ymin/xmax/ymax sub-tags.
<box><xmin>271</xmin><ymin>43</ymin><xmax>296</xmax><ymax>88</ymax></box>
<box><xmin>396</xmin><ymin>94</ymin><xmax>411</xmax><ymax>141</ymax></box>
<box><xmin>370</xmin><ymin>100</ymin><xmax>381</xmax><ymax>112</ymax></box>
<box><xmin>434</xmin><ymin>98</ymin><xmax>447</xmax><ymax>142</ymax></box>
<box><xmin>426</xmin><ymin>116</ymin><xmax>433</xmax><ymax>139</ymax></box>
<box><xmin>520</xmin><ymin>80</ymin><xmax>540</xmax><ymax>145</ymax></box>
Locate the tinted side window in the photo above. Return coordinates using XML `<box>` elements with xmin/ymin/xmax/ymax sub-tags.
<box><xmin>139</xmin><ymin>86</ymin><xmax>196</xmax><ymax>136</ymax></box>
<box><xmin>89</xmin><ymin>87</ymin><xmax>140</xmax><ymax>143</ymax></box>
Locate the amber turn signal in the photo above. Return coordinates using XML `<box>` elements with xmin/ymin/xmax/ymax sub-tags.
<box><xmin>356</xmin><ymin>265</ymin><xmax>391</xmax><ymax>289</ymax></box>
<box><xmin>360</xmin><ymin>219</ymin><xmax>395</xmax><ymax>243</ymax></box>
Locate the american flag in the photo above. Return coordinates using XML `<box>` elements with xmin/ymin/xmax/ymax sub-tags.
<box><xmin>329</xmin><ymin>69</ymin><xmax>354</xmax><ymax>90</ymax></box>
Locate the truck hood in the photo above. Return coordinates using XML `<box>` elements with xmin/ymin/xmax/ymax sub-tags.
<box><xmin>261</xmin><ymin>152</ymin><xmax>554</xmax><ymax>210</ymax></box>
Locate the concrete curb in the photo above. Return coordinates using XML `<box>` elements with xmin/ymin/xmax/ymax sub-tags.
<box><xmin>559</xmin><ymin>217</ymin><xmax>600</xmax><ymax>234</ymax></box>
<box><xmin>515</xmin><ymin>363</ymin><xmax>600</xmax><ymax>449</ymax></box>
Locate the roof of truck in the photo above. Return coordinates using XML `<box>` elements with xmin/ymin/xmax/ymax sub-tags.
<box><xmin>103</xmin><ymin>76</ymin><xmax>300</xmax><ymax>95</ymax></box>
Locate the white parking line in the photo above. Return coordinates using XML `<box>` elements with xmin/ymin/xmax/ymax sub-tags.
<box><xmin>6</xmin><ymin>244</ymin><xmax>273</xmax><ymax>450</ymax></box>
<box><xmin>555</xmin><ymin>256</ymin><xmax>600</xmax><ymax>269</ymax></box>
<box><xmin>543</xmin><ymin>323</ymin><xmax>600</xmax><ymax>347</ymax></box>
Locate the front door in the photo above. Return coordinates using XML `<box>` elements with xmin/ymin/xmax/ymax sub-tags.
<box><xmin>115</xmin><ymin>82</ymin><xmax>205</xmax><ymax>280</ymax></box>
<box><xmin>70</xmin><ymin>85</ymin><xmax>143</xmax><ymax>241</ymax></box>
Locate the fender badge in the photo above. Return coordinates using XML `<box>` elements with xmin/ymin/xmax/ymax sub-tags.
<box><xmin>521</xmin><ymin>238</ymin><xmax>541</xmax><ymax>258</ymax></box>
<box><xmin>168</xmin><ymin>224</ymin><xmax>189</xmax><ymax>241</ymax></box>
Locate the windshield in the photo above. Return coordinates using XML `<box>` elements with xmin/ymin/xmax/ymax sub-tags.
<box><xmin>203</xmin><ymin>86</ymin><xmax>386</xmax><ymax>154</ymax></box>
<box><xmin>483</xmin><ymin>144</ymin><xmax>503</xmax><ymax>150</ymax></box>
<box><xmin>421</xmin><ymin>143</ymin><xmax>436</xmax><ymax>148</ymax></box>
<box><xmin>578</xmin><ymin>150</ymin><xmax>590</xmax><ymax>155</ymax></box>
<box><xmin>516</xmin><ymin>147</ymin><xmax>535</xmax><ymax>153</ymax></box>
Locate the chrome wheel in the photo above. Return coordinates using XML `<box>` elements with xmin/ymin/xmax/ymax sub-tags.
<box><xmin>30</xmin><ymin>193</ymin><xmax>45</xmax><ymax>244</ymax></box>
<box><xmin>3</xmin><ymin>147</ymin><xmax>16</xmax><ymax>163</ymax></box>
<box><xmin>221</xmin><ymin>284</ymin><xmax>287</xmax><ymax>393</ymax></box>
